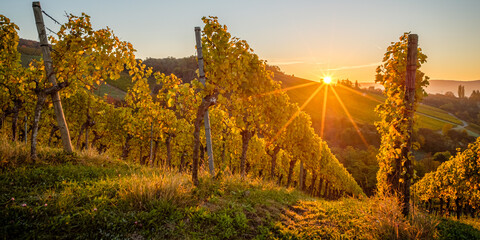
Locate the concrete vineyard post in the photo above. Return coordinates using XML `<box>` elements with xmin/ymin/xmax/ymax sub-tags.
<box><xmin>195</xmin><ymin>26</ymin><xmax>215</xmax><ymax>177</ymax></box>
<box><xmin>32</xmin><ymin>1</ymin><xmax>73</xmax><ymax>153</ymax></box>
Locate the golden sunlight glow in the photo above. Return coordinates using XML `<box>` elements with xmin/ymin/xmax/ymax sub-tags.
<box><xmin>330</xmin><ymin>86</ymin><xmax>369</xmax><ymax>148</ymax></box>
<box><xmin>320</xmin><ymin>86</ymin><xmax>328</xmax><ymax>138</ymax></box>
<box><xmin>336</xmin><ymin>84</ymin><xmax>382</xmax><ymax>104</ymax></box>
<box><xmin>268</xmin><ymin>84</ymin><xmax>325</xmax><ymax>146</ymax></box>
<box><xmin>266</xmin><ymin>79</ymin><xmax>373</xmax><ymax>149</ymax></box>
<box><xmin>323</xmin><ymin>76</ymin><xmax>332</xmax><ymax>84</ymax></box>
<box><xmin>256</xmin><ymin>82</ymin><xmax>317</xmax><ymax>98</ymax></box>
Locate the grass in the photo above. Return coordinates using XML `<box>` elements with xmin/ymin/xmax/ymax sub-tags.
<box><xmin>1</xmin><ymin>137</ymin><xmax>479</xmax><ymax>239</ymax></box>
<box><xmin>417</xmin><ymin>104</ymin><xmax>462</xmax><ymax>125</ymax></box>
<box><xmin>284</xmin><ymin>84</ymin><xmax>467</xmax><ymax>133</ymax></box>
<box><xmin>273</xmin><ymin>195</ymin><xmax>441</xmax><ymax>240</ymax></box>
<box><xmin>437</xmin><ymin>218</ymin><xmax>480</xmax><ymax>240</ymax></box>
<box><xmin>466</xmin><ymin>123</ymin><xmax>480</xmax><ymax>135</ymax></box>
<box><xmin>93</xmin><ymin>83</ymin><xmax>127</xmax><ymax>100</ymax></box>
<box><xmin>0</xmin><ymin>138</ymin><xmax>302</xmax><ymax>239</ymax></box>
<box><xmin>19</xmin><ymin>53</ymin><xmax>41</xmax><ymax>68</ymax></box>
<box><xmin>417</xmin><ymin>114</ymin><xmax>449</xmax><ymax>131</ymax></box>
<box><xmin>105</xmin><ymin>72</ymin><xmax>134</xmax><ymax>92</ymax></box>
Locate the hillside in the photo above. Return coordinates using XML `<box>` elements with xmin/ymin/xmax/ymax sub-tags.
<box><xmin>426</xmin><ymin>80</ymin><xmax>480</xmax><ymax>96</ymax></box>
<box><xmin>2</xmin><ymin>140</ymin><xmax>478</xmax><ymax>239</ymax></box>
<box><xmin>360</xmin><ymin>80</ymin><xmax>480</xmax><ymax>97</ymax></box>
<box><xmin>275</xmin><ymin>72</ymin><xmax>474</xmax><ymax>139</ymax></box>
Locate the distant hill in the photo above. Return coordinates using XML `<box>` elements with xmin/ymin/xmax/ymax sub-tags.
<box><xmin>18</xmin><ymin>38</ymin><xmax>41</xmax><ymax>50</ymax></box>
<box><xmin>359</xmin><ymin>80</ymin><xmax>480</xmax><ymax>97</ymax></box>
<box><xmin>18</xmin><ymin>38</ymin><xmax>42</xmax><ymax>56</ymax></box>
<box><xmin>425</xmin><ymin>80</ymin><xmax>480</xmax><ymax>96</ymax></box>
<box><xmin>271</xmin><ymin>67</ymin><xmax>462</xmax><ymax>127</ymax></box>
<box><xmin>17</xmin><ymin>38</ymin><xmax>42</xmax><ymax>67</ymax></box>
<box><xmin>283</xmin><ymin>80</ymin><xmax>463</xmax><ymax>128</ymax></box>
<box><xmin>268</xmin><ymin>67</ymin><xmax>480</xmax><ymax>150</ymax></box>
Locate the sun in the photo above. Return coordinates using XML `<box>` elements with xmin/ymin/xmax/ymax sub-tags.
<box><xmin>323</xmin><ymin>76</ymin><xmax>332</xmax><ymax>84</ymax></box>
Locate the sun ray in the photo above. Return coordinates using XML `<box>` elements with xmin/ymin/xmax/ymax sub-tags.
<box><xmin>330</xmin><ymin>86</ymin><xmax>369</xmax><ymax>148</ymax></box>
<box><xmin>268</xmin><ymin>83</ymin><xmax>325</xmax><ymax>146</ymax></box>
<box><xmin>336</xmin><ymin>84</ymin><xmax>383</xmax><ymax>104</ymax></box>
<box><xmin>320</xmin><ymin>85</ymin><xmax>328</xmax><ymax>138</ymax></box>
<box><xmin>256</xmin><ymin>81</ymin><xmax>318</xmax><ymax>98</ymax></box>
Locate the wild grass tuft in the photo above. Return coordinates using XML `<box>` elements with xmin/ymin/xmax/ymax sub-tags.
<box><xmin>365</xmin><ymin>194</ymin><xmax>439</xmax><ymax>240</ymax></box>
<box><xmin>0</xmin><ymin>134</ymin><xmax>128</xmax><ymax>169</ymax></box>
<box><xmin>116</xmin><ymin>169</ymin><xmax>193</xmax><ymax>209</ymax></box>
<box><xmin>0</xmin><ymin>136</ymin><xmax>31</xmax><ymax>168</ymax></box>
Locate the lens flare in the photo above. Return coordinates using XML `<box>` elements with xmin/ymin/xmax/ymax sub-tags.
<box><xmin>320</xmin><ymin>86</ymin><xmax>328</xmax><ymax>138</ymax></box>
<box><xmin>323</xmin><ymin>76</ymin><xmax>332</xmax><ymax>84</ymax></box>
<box><xmin>268</xmin><ymin>84</ymin><xmax>325</xmax><ymax>146</ymax></box>
<box><xmin>255</xmin><ymin>81</ymin><xmax>318</xmax><ymax>98</ymax></box>
<box><xmin>330</xmin><ymin>86</ymin><xmax>369</xmax><ymax>148</ymax></box>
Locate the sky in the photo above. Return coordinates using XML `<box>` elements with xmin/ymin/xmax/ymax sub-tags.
<box><xmin>1</xmin><ymin>0</ymin><xmax>479</xmax><ymax>82</ymax></box>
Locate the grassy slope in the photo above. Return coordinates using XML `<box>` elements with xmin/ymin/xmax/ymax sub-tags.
<box><xmin>279</xmin><ymin>76</ymin><xmax>466</xmax><ymax>132</ymax></box>
<box><xmin>2</xmin><ymin>140</ymin><xmax>480</xmax><ymax>239</ymax></box>
<box><xmin>105</xmin><ymin>72</ymin><xmax>135</xmax><ymax>92</ymax></box>
<box><xmin>93</xmin><ymin>83</ymin><xmax>127</xmax><ymax>100</ymax></box>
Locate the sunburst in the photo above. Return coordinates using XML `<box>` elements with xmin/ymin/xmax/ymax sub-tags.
<box><xmin>268</xmin><ymin>83</ymin><xmax>325</xmax><ymax>145</ymax></box>
<box><xmin>329</xmin><ymin>86</ymin><xmax>369</xmax><ymax>148</ymax></box>
<box><xmin>320</xmin><ymin>85</ymin><xmax>329</xmax><ymax>138</ymax></box>
<box><xmin>266</xmin><ymin>78</ymin><xmax>370</xmax><ymax>149</ymax></box>
<box><xmin>256</xmin><ymin>81</ymin><xmax>318</xmax><ymax>98</ymax></box>
<box><xmin>336</xmin><ymin>84</ymin><xmax>382</xmax><ymax>104</ymax></box>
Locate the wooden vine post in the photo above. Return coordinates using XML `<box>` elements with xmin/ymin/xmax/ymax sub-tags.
<box><xmin>299</xmin><ymin>161</ymin><xmax>304</xmax><ymax>190</ymax></box>
<box><xmin>402</xmin><ymin>33</ymin><xmax>418</xmax><ymax>216</ymax></box>
<box><xmin>194</xmin><ymin>26</ymin><xmax>215</xmax><ymax>177</ymax></box>
<box><xmin>32</xmin><ymin>1</ymin><xmax>73</xmax><ymax>153</ymax></box>
<box><xmin>24</xmin><ymin>116</ymin><xmax>28</xmax><ymax>144</ymax></box>
<box><xmin>149</xmin><ymin>122</ymin><xmax>154</xmax><ymax>167</ymax></box>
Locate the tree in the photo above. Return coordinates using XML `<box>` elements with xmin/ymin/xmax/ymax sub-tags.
<box><xmin>445</xmin><ymin>91</ymin><xmax>455</xmax><ymax>98</ymax></box>
<box><xmin>458</xmin><ymin>85</ymin><xmax>465</xmax><ymax>98</ymax></box>
<box><xmin>260</xmin><ymin>91</ymin><xmax>296</xmax><ymax>180</ymax></box>
<box><xmin>442</xmin><ymin>124</ymin><xmax>453</xmax><ymax>136</ymax></box>
<box><xmin>28</xmin><ymin>13</ymin><xmax>137</xmax><ymax>158</ymax></box>
<box><xmin>222</xmin><ymin>81</ymin><xmax>274</xmax><ymax>178</ymax></box>
<box><xmin>0</xmin><ymin>15</ymin><xmax>29</xmax><ymax>141</ymax></box>
<box><xmin>470</xmin><ymin>90</ymin><xmax>480</xmax><ymax>102</ymax></box>
<box><xmin>194</xmin><ymin>16</ymin><xmax>277</xmax><ymax>183</ymax></box>
<box><xmin>336</xmin><ymin>146</ymin><xmax>379</xmax><ymax>196</ymax></box>
<box><xmin>283</xmin><ymin>111</ymin><xmax>315</xmax><ymax>187</ymax></box>
<box><xmin>208</xmin><ymin>106</ymin><xmax>241</xmax><ymax>172</ymax></box>
<box><xmin>433</xmin><ymin>151</ymin><xmax>451</xmax><ymax>163</ymax></box>
<box><xmin>151</xmin><ymin>73</ymin><xmax>197</xmax><ymax>168</ymax></box>
<box><xmin>375</xmin><ymin>33</ymin><xmax>429</xmax><ymax>212</ymax></box>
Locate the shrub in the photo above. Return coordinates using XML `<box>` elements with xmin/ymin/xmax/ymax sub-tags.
<box><xmin>437</xmin><ymin>219</ymin><xmax>480</xmax><ymax>240</ymax></box>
